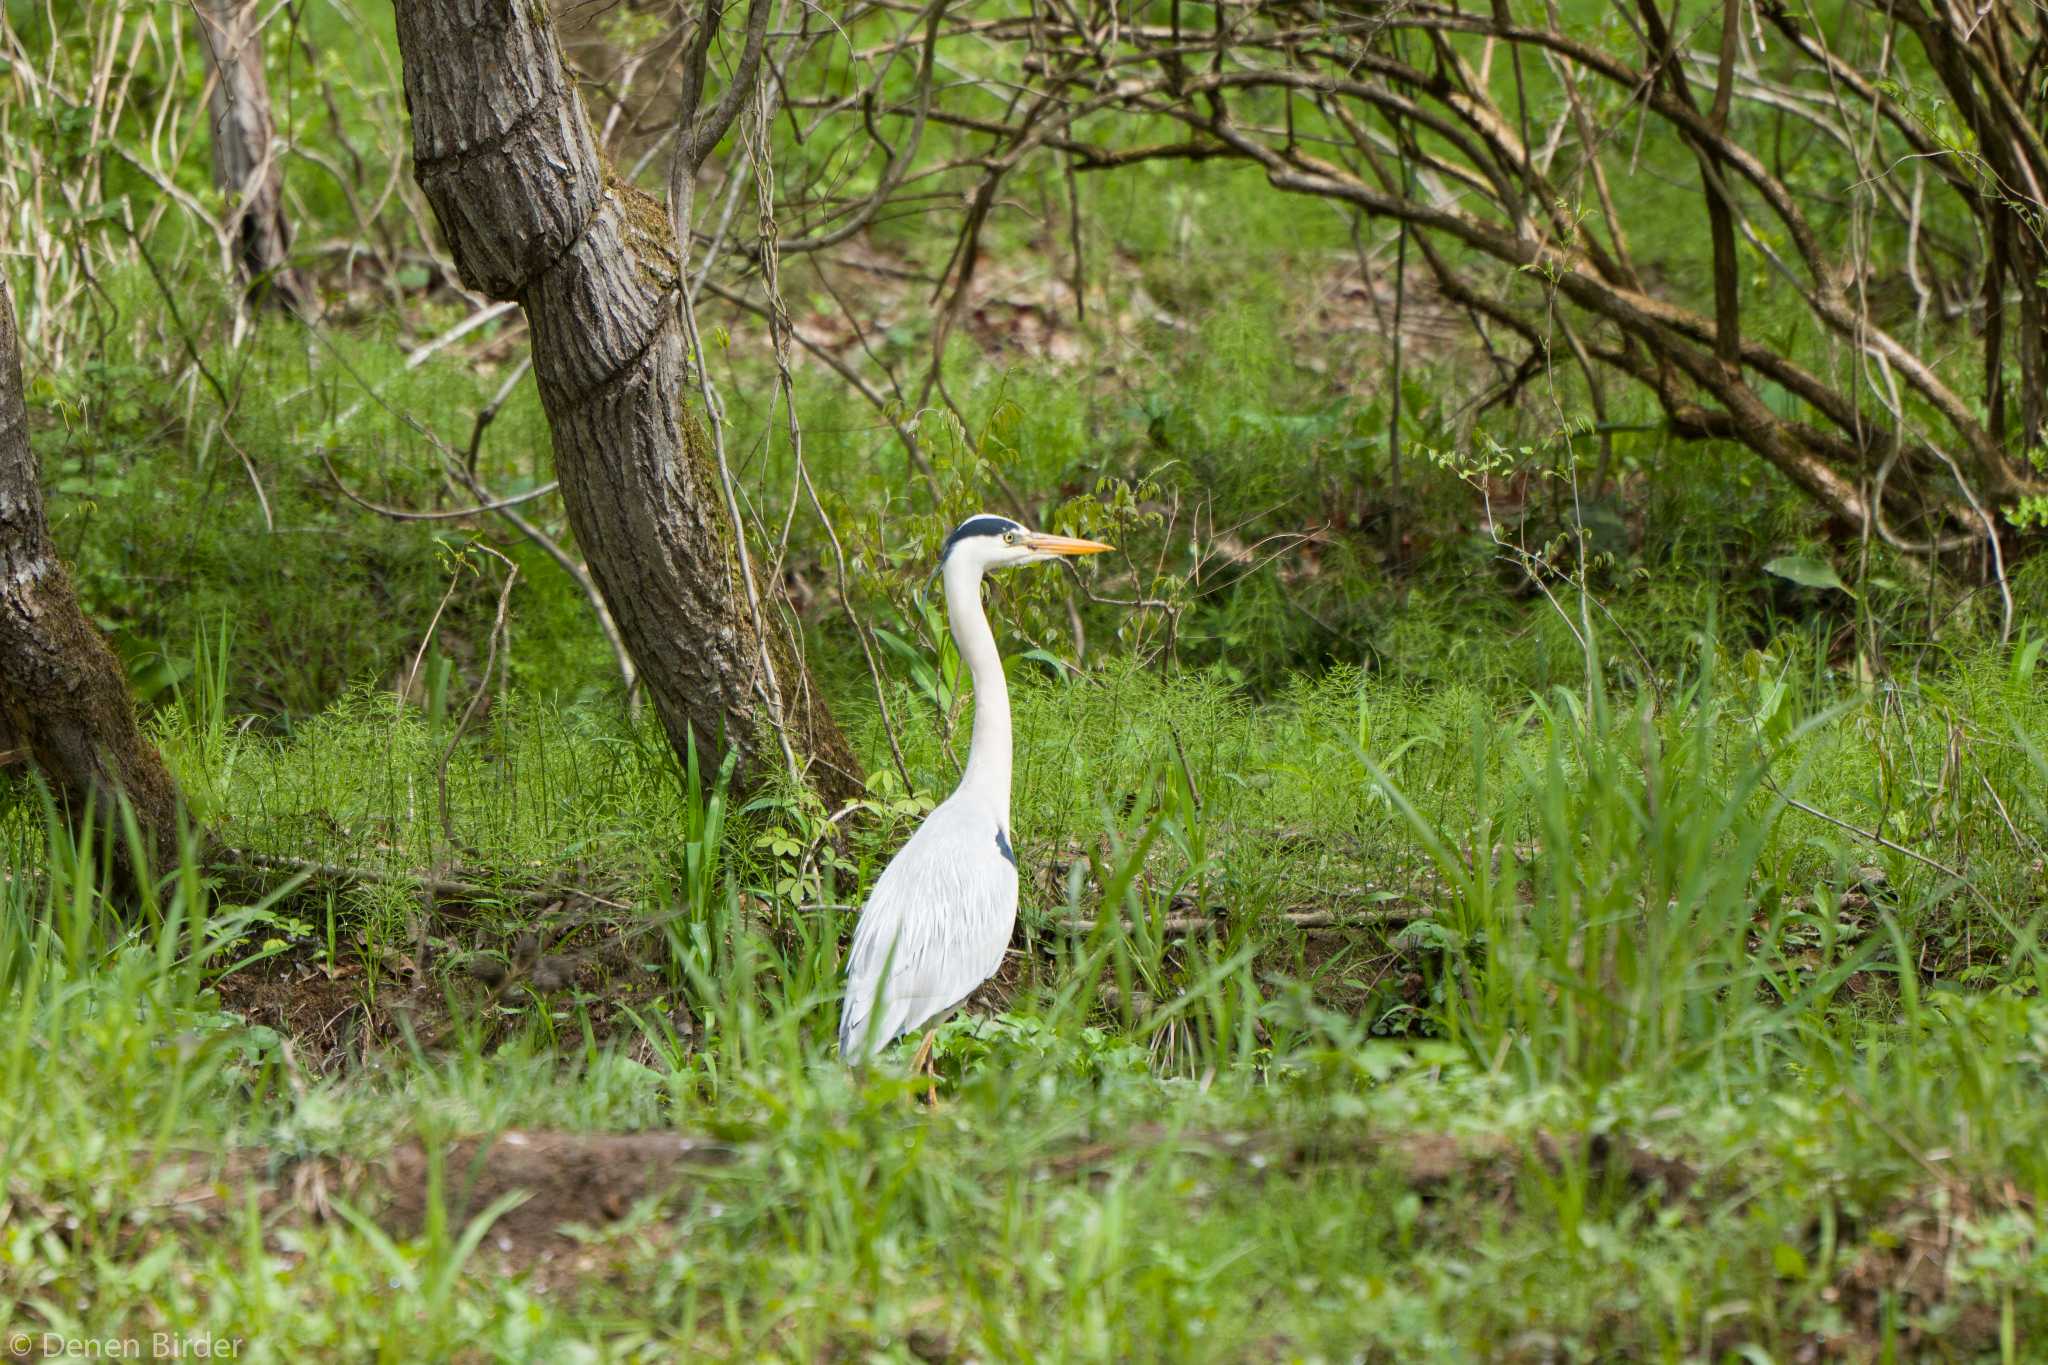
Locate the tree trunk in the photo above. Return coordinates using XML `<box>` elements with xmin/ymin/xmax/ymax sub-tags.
<box><xmin>390</xmin><ymin>0</ymin><xmax>861</xmax><ymax>804</ymax></box>
<box><xmin>196</xmin><ymin>0</ymin><xmax>306</xmax><ymax>310</ymax></box>
<box><xmin>0</xmin><ymin>268</ymin><xmax>182</xmax><ymax>869</ymax></box>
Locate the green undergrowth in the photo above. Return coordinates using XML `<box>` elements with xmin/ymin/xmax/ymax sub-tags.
<box><xmin>128</xmin><ymin>624</ymin><xmax>2048</xmax><ymax>983</ymax></box>
<box><xmin>4</xmin><ymin>623</ymin><xmax>2046</xmax><ymax>1359</ymax></box>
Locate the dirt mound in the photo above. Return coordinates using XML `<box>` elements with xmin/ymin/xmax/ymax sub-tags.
<box><xmin>377</xmin><ymin>1130</ymin><xmax>736</xmax><ymax>1244</ymax></box>
<box><xmin>167</xmin><ymin>1129</ymin><xmax>736</xmax><ymax>1262</ymax></box>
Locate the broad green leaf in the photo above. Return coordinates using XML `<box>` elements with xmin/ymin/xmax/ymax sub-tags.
<box><xmin>1764</xmin><ymin>554</ymin><xmax>1851</xmax><ymax>594</ymax></box>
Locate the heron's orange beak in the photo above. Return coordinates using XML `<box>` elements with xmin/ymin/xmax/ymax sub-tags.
<box><xmin>1025</xmin><ymin>533</ymin><xmax>1115</xmax><ymax>555</ymax></box>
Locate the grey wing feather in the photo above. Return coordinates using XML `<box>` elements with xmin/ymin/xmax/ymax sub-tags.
<box><xmin>839</xmin><ymin>797</ymin><xmax>1018</xmax><ymax>1061</ymax></box>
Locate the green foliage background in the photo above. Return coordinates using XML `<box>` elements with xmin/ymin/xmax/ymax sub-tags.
<box><xmin>1</xmin><ymin>1</ymin><xmax>2045</xmax><ymax>1359</ymax></box>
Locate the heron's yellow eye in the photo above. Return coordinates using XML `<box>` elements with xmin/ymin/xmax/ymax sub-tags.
<box><xmin>1004</xmin><ymin>530</ymin><xmax>1021</xmax><ymax>545</ymax></box>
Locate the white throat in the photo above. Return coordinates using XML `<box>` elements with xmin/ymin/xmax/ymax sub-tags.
<box><xmin>942</xmin><ymin>550</ymin><xmax>1011</xmax><ymax>818</ymax></box>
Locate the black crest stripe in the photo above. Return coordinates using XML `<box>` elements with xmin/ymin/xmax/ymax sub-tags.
<box><xmin>941</xmin><ymin>515</ymin><xmax>1023</xmax><ymax>560</ymax></box>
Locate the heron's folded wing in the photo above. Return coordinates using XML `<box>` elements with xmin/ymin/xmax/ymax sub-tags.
<box><xmin>838</xmin><ymin>811</ymin><xmax>1017</xmax><ymax>1060</ymax></box>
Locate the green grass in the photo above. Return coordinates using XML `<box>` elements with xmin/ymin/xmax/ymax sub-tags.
<box><xmin>4</xmin><ymin>615</ymin><xmax>2046</xmax><ymax>1359</ymax></box>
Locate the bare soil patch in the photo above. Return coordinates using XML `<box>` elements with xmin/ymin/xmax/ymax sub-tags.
<box><xmin>165</xmin><ymin>1130</ymin><xmax>735</xmax><ymax>1263</ymax></box>
<box><xmin>377</xmin><ymin>1130</ymin><xmax>736</xmax><ymax>1244</ymax></box>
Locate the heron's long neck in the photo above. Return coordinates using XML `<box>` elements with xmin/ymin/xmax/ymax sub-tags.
<box><xmin>943</xmin><ymin>555</ymin><xmax>1010</xmax><ymax>816</ymax></box>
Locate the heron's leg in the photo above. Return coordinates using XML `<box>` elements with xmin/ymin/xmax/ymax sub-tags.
<box><xmin>910</xmin><ymin>1029</ymin><xmax>938</xmax><ymax>1107</ymax></box>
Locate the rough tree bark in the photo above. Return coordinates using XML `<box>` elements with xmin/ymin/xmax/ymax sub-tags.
<box><xmin>0</xmin><ymin>268</ymin><xmax>182</xmax><ymax>867</ymax></box>
<box><xmin>196</xmin><ymin>0</ymin><xmax>305</xmax><ymax>309</ymax></box>
<box><xmin>390</xmin><ymin>0</ymin><xmax>861</xmax><ymax>804</ymax></box>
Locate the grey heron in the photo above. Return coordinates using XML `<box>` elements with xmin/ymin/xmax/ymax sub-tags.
<box><xmin>839</xmin><ymin>514</ymin><xmax>1112</xmax><ymax>1081</ymax></box>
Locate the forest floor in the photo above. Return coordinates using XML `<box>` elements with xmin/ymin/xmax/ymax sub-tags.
<box><xmin>6</xmin><ymin>649</ymin><xmax>2048</xmax><ymax>1360</ymax></box>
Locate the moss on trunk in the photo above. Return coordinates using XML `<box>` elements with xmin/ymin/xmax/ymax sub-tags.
<box><xmin>0</xmin><ymin>269</ymin><xmax>183</xmax><ymax>874</ymax></box>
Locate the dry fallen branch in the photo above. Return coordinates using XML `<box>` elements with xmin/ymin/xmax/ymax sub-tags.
<box><xmin>211</xmin><ymin>847</ymin><xmax>601</xmax><ymax>913</ymax></box>
<box><xmin>1050</xmin><ymin>906</ymin><xmax>1432</xmax><ymax>936</ymax></box>
<box><xmin>211</xmin><ymin>845</ymin><xmax>1436</xmax><ymax>947</ymax></box>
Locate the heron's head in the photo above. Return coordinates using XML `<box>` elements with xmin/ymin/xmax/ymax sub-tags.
<box><xmin>940</xmin><ymin>514</ymin><xmax>1113</xmax><ymax>574</ymax></box>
